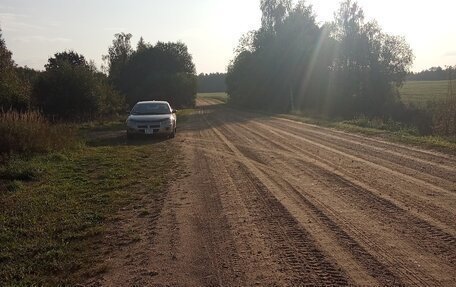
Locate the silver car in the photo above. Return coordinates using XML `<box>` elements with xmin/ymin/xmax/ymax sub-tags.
<box><xmin>126</xmin><ymin>101</ymin><xmax>177</xmax><ymax>139</ymax></box>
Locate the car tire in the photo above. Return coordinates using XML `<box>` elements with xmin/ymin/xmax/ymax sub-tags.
<box><xmin>169</xmin><ymin>127</ymin><xmax>176</xmax><ymax>138</ymax></box>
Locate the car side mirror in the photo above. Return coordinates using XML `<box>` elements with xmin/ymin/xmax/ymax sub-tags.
<box><xmin>172</xmin><ymin>109</ymin><xmax>177</xmax><ymax>114</ymax></box>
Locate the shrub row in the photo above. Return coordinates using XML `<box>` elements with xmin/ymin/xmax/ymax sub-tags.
<box><xmin>0</xmin><ymin>110</ymin><xmax>76</xmax><ymax>155</ymax></box>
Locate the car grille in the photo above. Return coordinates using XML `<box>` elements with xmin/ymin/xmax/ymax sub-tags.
<box><xmin>138</xmin><ymin>124</ymin><xmax>161</xmax><ymax>129</ymax></box>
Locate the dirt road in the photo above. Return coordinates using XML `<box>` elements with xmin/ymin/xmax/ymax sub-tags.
<box><xmin>93</xmin><ymin>98</ymin><xmax>456</xmax><ymax>286</ymax></box>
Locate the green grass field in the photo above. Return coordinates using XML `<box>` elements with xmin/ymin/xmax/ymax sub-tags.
<box><xmin>0</xmin><ymin>122</ymin><xmax>179</xmax><ymax>285</ymax></box>
<box><xmin>399</xmin><ymin>80</ymin><xmax>453</xmax><ymax>106</ymax></box>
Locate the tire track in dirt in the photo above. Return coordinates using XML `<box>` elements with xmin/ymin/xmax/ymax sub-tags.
<box><xmin>216</xmin><ymin>111</ymin><xmax>456</xmax><ymax>234</ymax></box>
<box><xmin>233</xmin><ymin>117</ymin><xmax>456</xmax><ymax>232</ymax></box>
<box><xmin>199</xmin><ymin>105</ymin><xmax>406</xmax><ymax>285</ymax></box>
<box><xmin>201</xmin><ymin>102</ymin><xmax>455</xmax><ymax>285</ymax></box>
<box><xmin>190</xmin><ymin>138</ymin><xmax>245</xmax><ymax>285</ymax></box>
<box><xmin>270</xmin><ymin>116</ymin><xmax>456</xmax><ymax>171</ymax></box>
<box><xmin>230</xmin><ymin>116</ymin><xmax>454</xmax><ymax>244</ymax></box>
<box><xmin>197</xmin><ymin>102</ymin><xmax>355</xmax><ymax>285</ymax></box>
<box><xmin>118</xmin><ymin>107</ymin><xmax>247</xmax><ymax>287</ymax></box>
<box><xmin>214</xmin><ymin>116</ymin><xmax>448</xmax><ymax>285</ymax></box>
<box><xmin>274</xmin><ymin>116</ymin><xmax>456</xmax><ymax>165</ymax></box>
<box><xmin>266</xmin><ymin>173</ymin><xmax>450</xmax><ymax>286</ymax></box>
<box><xmin>227</xmin><ymin>164</ymin><xmax>354</xmax><ymax>286</ymax></box>
<box><xmin>214</xmin><ymin>101</ymin><xmax>455</xmax><ymax>167</ymax></box>
<box><xmin>94</xmin><ymin>98</ymin><xmax>455</xmax><ymax>286</ymax></box>
<box><xmin>202</xmin><ymin>112</ymin><xmax>353</xmax><ymax>286</ymax></box>
<box><xmin>220</xmin><ymin>107</ymin><xmax>455</xmax><ymax>198</ymax></box>
<box><xmin>255</xmin><ymin>120</ymin><xmax>451</xmax><ymax>195</ymax></box>
<box><xmin>266</xmin><ymin>126</ymin><xmax>456</xmax><ymax>227</ymax></box>
<box><xmin>267</xmin><ymin>119</ymin><xmax>455</xmax><ymax>190</ymax></box>
<box><xmin>203</xmin><ymin>152</ymin><xmax>290</xmax><ymax>286</ymax></box>
<box><xmin>221</xmin><ymin>106</ymin><xmax>455</xmax><ymax>190</ymax></box>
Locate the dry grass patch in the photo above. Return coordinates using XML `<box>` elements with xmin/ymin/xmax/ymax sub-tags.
<box><xmin>0</xmin><ymin>110</ymin><xmax>76</xmax><ymax>155</ymax></box>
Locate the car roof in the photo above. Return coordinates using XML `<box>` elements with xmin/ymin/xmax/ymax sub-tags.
<box><xmin>136</xmin><ymin>101</ymin><xmax>170</xmax><ymax>105</ymax></box>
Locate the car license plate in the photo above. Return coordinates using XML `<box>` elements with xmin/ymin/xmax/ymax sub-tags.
<box><xmin>145</xmin><ymin>128</ymin><xmax>154</xmax><ymax>135</ymax></box>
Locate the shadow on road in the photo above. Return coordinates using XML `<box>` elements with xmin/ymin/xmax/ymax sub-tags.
<box><xmin>179</xmin><ymin>100</ymin><xmax>271</xmax><ymax>133</ymax></box>
<box><xmin>86</xmin><ymin>130</ymin><xmax>170</xmax><ymax>147</ymax></box>
<box><xmin>86</xmin><ymin>99</ymin><xmax>270</xmax><ymax>147</ymax></box>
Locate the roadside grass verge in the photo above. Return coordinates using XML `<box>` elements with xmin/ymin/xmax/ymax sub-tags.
<box><xmin>78</xmin><ymin>118</ymin><xmax>125</xmax><ymax>132</ymax></box>
<box><xmin>197</xmin><ymin>92</ymin><xmax>228</xmax><ymax>103</ymax></box>
<box><xmin>176</xmin><ymin>108</ymin><xmax>196</xmax><ymax>123</ymax></box>
<box><xmin>334</xmin><ymin>121</ymin><xmax>456</xmax><ymax>153</ymax></box>
<box><xmin>0</xmin><ymin>125</ymin><xmax>178</xmax><ymax>285</ymax></box>
<box><xmin>279</xmin><ymin>112</ymin><xmax>456</xmax><ymax>154</ymax></box>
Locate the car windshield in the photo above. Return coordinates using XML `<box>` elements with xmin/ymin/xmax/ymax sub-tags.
<box><xmin>131</xmin><ymin>103</ymin><xmax>171</xmax><ymax>115</ymax></box>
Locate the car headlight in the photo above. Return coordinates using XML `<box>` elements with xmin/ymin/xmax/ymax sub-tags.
<box><xmin>161</xmin><ymin>118</ymin><xmax>172</xmax><ymax>127</ymax></box>
<box><xmin>126</xmin><ymin>119</ymin><xmax>136</xmax><ymax>128</ymax></box>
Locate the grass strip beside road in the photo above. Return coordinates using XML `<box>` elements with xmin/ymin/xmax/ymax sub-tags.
<box><xmin>0</xmin><ymin>126</ymin><xmax>179</xmax><ymax>285</ymax></box>
<box><xmin>279</xmin><ymin>113</ymin><xmax>456</xmax><ymax>154</ymax></box>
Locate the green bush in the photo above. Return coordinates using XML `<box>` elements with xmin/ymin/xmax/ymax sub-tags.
<box><xmin>343</xmin><ymin>115</ymin><xmax>419</xmax><ymax>135</ymax></box>
<box><xmin>432</xmin><ymin>97</ymin><xmax>456</xmax><ymax>136</ymax></box>
<box><xmin>34</xmin><ymin>51</ymin><xmax>125</xmax><ymax>120</ymax></box>
<box><xmin>0</xmin><ymin>110</ymin><xmax>76</xmax><ymax>155</ymax></box>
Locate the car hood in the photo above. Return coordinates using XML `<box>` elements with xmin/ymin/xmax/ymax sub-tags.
<box><xmin>127</xmin><ymin>114</ymin><xmax>171</xmax><ymax>122</ymax></box>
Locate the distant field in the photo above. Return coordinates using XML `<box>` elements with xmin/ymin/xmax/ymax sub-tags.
<box><xmin>197</xmin><ymin>85</ymin><xmax>453</xmax><ymax>108</ymax></box>
<box><xmin>400</xmin><ymin>80</ymin><xmax>452</xmax><ymax>106</ymax></box>
<box><xmin>197</xmin><ymin>92</ymin><xmax>228</xmax><ymax>102</ymax></box>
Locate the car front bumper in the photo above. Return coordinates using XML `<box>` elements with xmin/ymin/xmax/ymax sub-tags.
<box><xmin>127</xmin><ymin>126</ymin><xmax>174</xmax><ymax>136</ymax></box>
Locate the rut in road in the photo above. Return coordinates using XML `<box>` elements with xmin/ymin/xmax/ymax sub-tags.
<box><xmin>90</xmin><ymin>98</ymin><xmax>456</xmax><ymax>286</ymax></box>
<box><xmin>197</xmin><ymin>98</ymin><xmax>455</xmax><ymax>286</ymax></box>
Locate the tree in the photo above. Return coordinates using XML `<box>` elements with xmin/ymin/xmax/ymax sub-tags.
<box><xmin>45</xmin><ymin>51</ymin><xmax>87</xmax><ymax>70</ymax></box>
<box><xmin>154</xmin><ymin>41</ymin><xmax>196</xmax><ymax>74</ymax></box>
<box><xmin>136</xmin><ymin>36</ymin><xmax>151</xmax><ymax>52</ymax></box>
<box><xmin>102</xmin><ymin>33</ymin><xmax>133</xmax><ymax>86</ymax></box>
<box><xmin>407</xmin><ymin>67</ymin><xmax>455</xmax><ymax>81</ymax></box>
<box><xmin>226</xmin><ymin>0</ymin><xmax>413</xmax><ymax>119</ymax></box>
<box><xmin>260</xmin><ymin>0</ymin><xmax>292</xmax><ymax>32</ymax></box>
<box><xmin>0</xmin><ymin>28</ymin><xmax>14</xmax><ymax>70</ymax></box>
<box><xmin>35</xmin><ymin>51</ymin><xmax>124</xmax><ymax>119</ymax></box>
<box><xmin>226</xmin><ymin>50</ymin><xmax>256</xmax><ymax>107</ymax></box>
<box><xmin>227</xmin><ymin>1</ymin><xmax>331</xmax><ymax>112</ymax></box>
<box><xmin>274</xmin><ymin>3</ymin><xmax>327</xmax><ymax>111</ymax></box>
<box><xmin>111</xmin><ymin>38</ymin><xmax>197</xmax><ymax>108</ymax></box>
<box><xmin>15</xmin><ymin>66</ymin><xmax>41</xmax><ymax>86</ymax></box>
<box><xmin>331</xmin><ymin>1</ymin><xmax>413</xmax><ymax>117</ymax></box>
<box><xmin>0</xmin><ymin>27</ymin><xmax>30</xmax><ymax>110</ymax></box>
<box><xmin>197</xmin><ymin>73</ymin><xmax>227</xmax><ymax>93</ymax></box>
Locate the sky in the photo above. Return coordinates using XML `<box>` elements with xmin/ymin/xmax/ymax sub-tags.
<box><xmin>0</xmin><ymin>0</ymin><xmax>455</xmax><ymax>74</ymax></box>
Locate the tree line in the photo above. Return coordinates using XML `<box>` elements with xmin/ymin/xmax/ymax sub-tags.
<box><xmin>0</xmin><ymin>28</ymin><xmax>197</xmax><ymax>120</ymax></box>
<box><xmin>0</xmin><ymin>29</ymin><xmax>31</xmax><ymax>111</ymax></box>
<box><xmin>197</xmin><ymin>73</ymin><xmax>226</xmax><ymax>93</ymax></box>
<box><xmin>407</xmin><ymin>66</ymin><xmax>456</xmax><ymax>81</ymax></box>
<box><xmin>104</xmin><ymin>34</ymin><xmax>197</xmax><ymax>108</ymax></box>
<box><xmin>227</xmin><ymin>0</ymin><xmax>414</xmax><ymax>120</ymax></box>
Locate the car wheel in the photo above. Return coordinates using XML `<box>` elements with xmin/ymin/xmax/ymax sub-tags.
<box><xmin>169</xmin><ymin>127</ymin><xmax>176</xmax><ymax>138</ymax></box>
